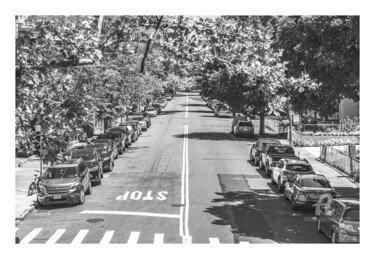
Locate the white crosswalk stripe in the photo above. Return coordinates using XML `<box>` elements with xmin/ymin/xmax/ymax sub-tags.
<box><xmin>239</xmin><ymin>241</ymin><xmax>249</xmax><ymax>244</ymax></box>
<box><xmin>153</xmin><ymin>233</ymin><xmax>164</xmax><ymax>244</ymax></box>
<box><xmin>100</xmin><ymin>230</ymin><xmax>114</xmax><ymax>244</ymax></box>
<box><xmin>46</xmin><ymin>229</ymin><xmax>66</xmax><ymax>244</ymax></box>
<box><xmin>127</xmin><ymin>231</ymin><xmax>140</xmax><ymax>244</ymax></box>
<box><xmin>209</xmin><ymin>238</ymin><xmax>220</xmax><ymax>244</ymax></box>
<box><xmin>71</xmin><ymin>229</ymin><xmax>89</xmax><ymax>244</ymax></box>
<box><xmin>20</xmin><ymin>228</ymin><xmax>43</xmax><ymax>244</ymax></box>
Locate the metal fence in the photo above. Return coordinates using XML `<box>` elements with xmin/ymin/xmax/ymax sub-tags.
<box><xmin>265</xmin><ymin>117</ymin><xmax>288</xmax><ymax>134</ymax></box>
<box><xmin>320</xmin><ymin>145</ymin><xmax>360</xmax><ymax>181</ymax></box>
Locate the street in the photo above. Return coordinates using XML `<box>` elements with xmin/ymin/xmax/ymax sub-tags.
<box><xmin>15</xmin><ymin>92</ymin><xmax>358</xmax><ymax>244</ymax></box>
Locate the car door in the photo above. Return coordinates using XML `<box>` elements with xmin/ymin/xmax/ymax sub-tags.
<box><xmin>79</xmin><ymin>162</ymin><xmax>89</xmax><ymax>191</ymax></box>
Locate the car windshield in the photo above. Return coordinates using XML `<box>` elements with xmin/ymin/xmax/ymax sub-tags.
<box><xmin>343</xmin><ymin>209</ymin><xmax>359</xmax><ymax>221</ymax></box>
<box><xmin>71</xmin><ymin>153</ymin><xmax>94</xmax><ymax>160</ymax></box>
<box><xmin>44</xmin><ymin>167</ymin><xmax>78</xmax><ymax>179</ymax></box>
<box><xmin>268</xmin><ymin>146</ymin><xmax>294</xmax><ymax>154</ymax></box>
<box><xmin>286</xmin><ymin>164</ymin><xmax>312</xmax><ymax>171</ymax></box>
<box><xmin>148</xmin><ymin>107</ymin><xmax>155</xmax><ymax>111</ymax></box>
<box><xmin>301</xmin><ymin>177</ymin><xmax>330</xmax><ymax>188</ymax></box>
<box><xmin>238</xmin><ymin>121</ymin><xmax>252</xmax><ymax>127</ymax></box>
<box><xmin>262</xmin><ymin>142</ymin><xmax>279</xmax><ymax>149</ymax></box>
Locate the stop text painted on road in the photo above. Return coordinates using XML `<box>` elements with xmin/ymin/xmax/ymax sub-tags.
<box><xmin>116</xmin><ymin>191</ymin><xmax>168</xmax><ymax>201</ymax></box>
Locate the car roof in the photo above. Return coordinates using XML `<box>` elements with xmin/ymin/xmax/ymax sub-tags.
<box><xmin>50</xmin><ymin>159</ymin><xmax>81</xmax><ymax>167</ymax></box>
<box><xmin>283</xmin><ymin>158</ymin><xmax>310</xmax><ymax>164</ymax></box>
<box><xmin>299</xmin><ymin>174</ymin><xmax>326</xmax><ymax>179</ymax></box>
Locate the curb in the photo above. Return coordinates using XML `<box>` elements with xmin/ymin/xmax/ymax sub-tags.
<box><xmin>16</xmin><ymin>201</ymin><xmax>37</xmax><ymax>224</ymax></box>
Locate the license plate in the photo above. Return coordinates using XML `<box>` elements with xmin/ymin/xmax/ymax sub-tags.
<box><xmin>53</xmin><ymin>195</ymin><xmax>62</xmax><ymax>200</ymax></box>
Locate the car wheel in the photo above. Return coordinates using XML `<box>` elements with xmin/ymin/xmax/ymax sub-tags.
<box><xmin>78</xmin><ymin>189</ymin><xmax>86</xmax><ymax>205</ymax></box>
<box><xmin>108</xmin><ymin>161</ymin><xmax>113</xmax><ymax>172</ymax></box>
<box><xmin>317</xmin><ymin>217</ymin><xmax>322</xmax><ymax>233</ymax></box>
<box><xmin>331</xmin><ymin>231</ymin><xmax>337</xmax><ymax>243</ymax></box>
<box><xmin>86</xmin><ymin>181</ymin><xmax>92</xmax><ymax>195</ymax></box>
<box><xmin>266</xmin><ymin>164</ymin><xmax>271</xmax><ymax>177</ymax></box>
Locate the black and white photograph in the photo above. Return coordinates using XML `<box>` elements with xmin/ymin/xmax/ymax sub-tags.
<box><xmin>3</xmin><ymin>0</ymin><xmax>371</xmax><ymax>257</ymax></box>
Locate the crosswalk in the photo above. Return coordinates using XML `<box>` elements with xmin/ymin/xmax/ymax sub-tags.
<box><xmin>15</xmin><ymin>228</ymin><xmax>252</xmax><ymax>244</ymax></box>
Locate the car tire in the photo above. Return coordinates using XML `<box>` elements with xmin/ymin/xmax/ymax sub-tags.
<box><xmin>317</xmin><ymin>217</ymin><xmax>322</xmax><ymax>233</ymax></box>
<box><xmin>78</xmin><ymin>189</ymin><xmax>86</xmax><ymax>205</ymax></box>
<box><xmin>331</xmin><ymin>231</ymin><xmax>337</xmax><ymax>243</ymax></box>
<box><xmin>266</xmin><ymin>164</ymin><xmax>271</xmax><ymax>177</ymax></box>
<box><xmin>86</xmin><ymin>181</ymin><xmax>92</xmax><ymax>195</ymax></box>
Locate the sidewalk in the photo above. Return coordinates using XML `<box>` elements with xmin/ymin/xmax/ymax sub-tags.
<box><xmin>15</xmin><ymin>159</ymin><xmax>41</xmax><ymax>222</ymax></box>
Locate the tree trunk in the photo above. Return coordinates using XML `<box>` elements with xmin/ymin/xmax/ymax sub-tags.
<box><xmin>259</xmin><ymin>110</ymin><xmax>265</xmax><ymax>135</ymax></box>
<box><xmin>140</xmin><ymin>16</ymin><xmax>163</xmax><ymax>74</ymax></box>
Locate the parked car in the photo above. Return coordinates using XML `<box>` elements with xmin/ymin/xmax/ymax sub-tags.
<box><xmin>217</xmin><ymin>105</ymin><xmax>232</xmax><ymax>117</ymax></box>
<box><xmin>155</xmin><ymin>98</ymin><xmax>167</xmax><ymax>108</ymax></box>
<box><xmin>128</xmin><ymin>114</ymin><xmax>149</xmax><ymax>130</ymax></box>
<box><xmin>92</xmin><ymin>138</ymin><xmax>118</xmax><ymax>159</ymax></box>
<box><xmin>97</xmin><ymin>132</ymin><xmax>125</xmax><ymax>156</ymax></box>
<box><xmin>233</xmin><ymin>120</ymin><xmax>254</xmax><ymax>138</ymax></box>
<box><xmin>107</xmin><ymin>126</ymin><xmax>131</xmax><ymax>148</ymax></box>
<box><xmin>317</xmin><ymin>198</ymin><xmax>359</xmax><ymax>243</ymax></box>
<box><xmin>147</xmin><ymin>106</ymin><xmax>158</xmax><ymax>117</ymax></box>
<box><xmin>69</xmin><ymin>148</ymin><xmax>103</xmax><ymax>185</ymax></box>
<box><xmin>249</xmin><ymin>138</ymin><xmax>281</xmax><ymax>166</ymax></box>
<box><xmin>16</xmin><ymin>147</ymin><xmax>33</xmax><ymax>158</ymax></box>
<box><xmin>37</xmin><ymin>158</ymin><xmax>92</xmax><ymax>206</ymax></box>
<box><xmin>152</xmin><ymin>104</ymin><xmax>162</xmax><ymax>114</ymax></box>
<box><xmin>271</xmin><ymin>158</ymin><xmax>314</xmax><ymax>192</ymax></box>
<box><xmin>120</xmin><ymin>122</ymin><xmax>139</xmax><ymax>142</ymax></box>
<box><xmin>284</xmin><ymin>173</ymin><xmax>336</xmax><ymax>211</ymax></box>
<box><xmin>165</xmin><ymin>93</ymin><xmax>172</xmax><ymax>101</ymax></box>
<box><xmin>86</xmin><ymin>143</ymin><xmax>115</xmax><ymax>172</ymax></box>
<box><xmin>259</xmin><ymin>144</ymin><xmax>299</xmax><ymax>177</ymax></box>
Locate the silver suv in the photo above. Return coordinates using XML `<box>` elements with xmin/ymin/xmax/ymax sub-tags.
<box><xmin>37</xmin><ymin>159</ymin><xmax>92</xmax><ymax>206</ymax></box>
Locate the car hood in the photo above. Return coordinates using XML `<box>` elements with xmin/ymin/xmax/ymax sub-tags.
<box><xmin>40</xmin><ymin>178</ymin><xmax>79</xmax><ymax>186</ymax></box>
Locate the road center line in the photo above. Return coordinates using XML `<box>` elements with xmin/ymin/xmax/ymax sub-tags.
<box><xmin>185</xmin><ymin>94</ymin><xmax>189</xmax><ymax>118</ymax></box>
<box><xmin>80</xmin><ymin>210</ymin><xmax>180</xmax><ymax>219</ymax></box>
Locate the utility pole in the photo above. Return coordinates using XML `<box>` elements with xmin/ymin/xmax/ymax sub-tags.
<box><xmin>35</xmin><ymin>124</ymin><xmax>43</xmax><ymax>176</ymax></box>
<box><xmin>288</xmin><ymin>104</ymin><xmax>293</xmax><ymax>145</ymax></box>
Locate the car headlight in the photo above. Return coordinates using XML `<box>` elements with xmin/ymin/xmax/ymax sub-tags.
<box><xmin>38</xmin><ymin>185</ymin><xmax>47</xmax><ymax>195</ymax></box>
<box><xmin>70</xmin><ymin>183</ymin><xmax>80</xmax><ymax>191</ymax></box>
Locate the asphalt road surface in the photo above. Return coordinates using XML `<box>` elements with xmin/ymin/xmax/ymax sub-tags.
<box><xmin>16</xmin><ymin>92</ymin><xmax>354</xmax><ymax>244</ymax></box>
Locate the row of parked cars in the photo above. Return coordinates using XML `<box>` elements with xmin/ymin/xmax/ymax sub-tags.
<box><xmin>35</xmin><ymin>94</ymin><xmax>175</xmax><ymax>207</ymax></box>
<box><xmin>204</xmin><ymin>98</ymin><xmax>255</xmax><ymax>138</ymax></box>
<box><xmin>249</xmin><ymin>138</ymin><xmax>359</xmax><ymax>243</ymax></box>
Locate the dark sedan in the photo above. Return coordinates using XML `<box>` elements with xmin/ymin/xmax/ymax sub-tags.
<box><xmin>86</xmin><ymin>143</ymin><xmax>115</xmax><ymax>172</ymax></box>
<box><xmin>69</xmin><ymin>148</ymin><xmax>103</xmax><ymax>185</ymax></box>
<box><xmin>249</xmin><ymin>138</ymin><xmax>281</xmax><ymax>166</ymax></box>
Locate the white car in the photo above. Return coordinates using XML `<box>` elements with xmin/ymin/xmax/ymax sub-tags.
<box><xmin>147</xmin><ymin>107</ymin><xmax>158</xmax><ymax>117</ymax></box>
<box><xmin>271</xmin><ymin>158</ymin><xmax>314</xmax><ymax>192</ymax></box>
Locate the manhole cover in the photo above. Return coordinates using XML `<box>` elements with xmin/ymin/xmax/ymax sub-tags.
<box><xmin>87</xmin><ymin>218</ymin><xmax>104</xmax><ymax>223</ymax></box>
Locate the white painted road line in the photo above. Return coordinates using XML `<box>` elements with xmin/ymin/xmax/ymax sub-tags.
<box><xmin>239</xmin><ymin>241</ymin><xmax>249</xmax><ymax>244</ymax></box>
<box><xmin>209</xmin><ymin>238</ymin><xmax>220</xmax><ymax>244</ymax></box>
<box><xmin>20</xmin><ymin>228</ymin><xmax>42</xmax><ymax>244</ymax></box>
<box><xmin>80</xmin><ymin>210</ymin><xmax>180</xmax><ymax>219</ymax></box>
<box><xmin>185</xmin><ymin>94</ymin><xmax>188</xmax><ymax>118</ymax></box>
<box><xmin>45</xmin><ymin>229</ymin><xmax>66</xmax><ymax>244</ymax></box>
<box><xmin>127</xmin><ymin>231</ymin><xmax>140</xmax><ymax>244</ymax></box>
<box><xmin>184</xmin><ymin>125</ymin><xmax>190</xmax><ymax>238</ymax></box>
<box><xmin>71</xmin><ymin>229</ymin><xmax>89</xmax><ymax>244</ymax></box>
<box><xmin>153</xmin><ymin>233</ymin><xmax>164</xmax><ymax>244</ymax></box>
<box><xmin>100</xmin><ymin>230</ymin><xmax>114</xmax><ymax>244</ymax></box>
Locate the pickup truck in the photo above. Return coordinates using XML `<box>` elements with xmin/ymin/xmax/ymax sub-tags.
<box><xmin>259</xmin><ymin>144</ymin><xmax>299</xmax><ymax>177</ymax></box>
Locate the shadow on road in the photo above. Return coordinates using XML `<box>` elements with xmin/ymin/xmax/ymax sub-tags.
<box><xmin>173</xmin><ymin>131</ymin><xmax>255</xmax><ymax>142</ymax></box>
<box><xmin>159</xmin><ymin>110</ymin><xmax>182</xmax><ymax>116</ymax></box>
<box><xmin>179</xmin><ymin>103</ymin><xmax>207</xmax><ymax>107</ymax></box>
